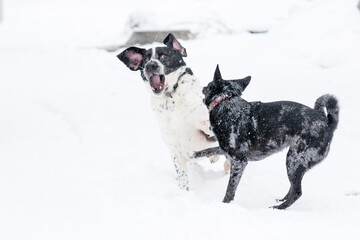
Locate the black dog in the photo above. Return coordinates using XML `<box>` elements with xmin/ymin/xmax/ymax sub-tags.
<box><xmin>192</xmin><ymin>65</ymin><xmax>339</xmax><ymax>209</ymax></box>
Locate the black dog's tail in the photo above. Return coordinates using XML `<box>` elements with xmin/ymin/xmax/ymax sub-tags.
<box><xmin>314</xmin><ymin>94</ymin><xmax>339</xmax><ymax>131</ymax></box>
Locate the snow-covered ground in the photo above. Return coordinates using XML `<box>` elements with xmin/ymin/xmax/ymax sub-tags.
<box><xmin>1</xmin><ymin>0</ymin><xmax>360</xmax><ymax>239</ymax></box>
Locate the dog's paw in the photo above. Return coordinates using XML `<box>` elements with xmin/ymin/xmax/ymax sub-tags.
<box><xmin>209</xmin><ymin>155</ymin><xmax>219</xmax><ymax>163</ymax></box>
<box><xmin>200</xmin><ymin>120</ymin><xmax>210</xmax><ymax>128</ymax></box>
<box><xmin>270</xmin><ymin>204</ymin><xmax>287</xmax><ymax>210</ymax></box>
<box><xmin>199</xmin><ymin>120</ymin><xmax>213</xmax><ymax>135</ymax></box>
<box><xmin>224</xmin><ymin>159</ymin><xmax>230</xmax><ymax>174</ymax></box>
<box><xmin>187</xmin><ymin>151</ymin><xmax>196</xmax><ymax>159</ymax></box>
<box><xmin>178</xmin><ymin>182</ymin><xmax>189</xmax><ymax>191</ymax></box>
<box><xmin>223</xmin><ymin>195</ymin><xmax>234</xmax><ymax>203</ymax></box>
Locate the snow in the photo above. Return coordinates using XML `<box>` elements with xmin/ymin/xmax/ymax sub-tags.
<box><xmin>1</xmin><ymin>0</ymin><xmax>360</xmax><ymax>239</ymax></box>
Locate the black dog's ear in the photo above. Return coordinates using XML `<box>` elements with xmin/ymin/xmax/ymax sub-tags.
<box><xmin>117</xmin><ymin>47</ymin><xmax>146</xmax><ymax>71</ymax></box>
<box><xmin>163</xmin><ymin>33</ymin><xmax>187</xmax><ymax>57</ymax></box>
<box><xmin>233</xmin><ymin>76</ymin><xmax>251</xmax><ymax>91</ymax></box>
<box><xmin>213</xmin><ymin>64</ymin><xmax>223</xmax><ymax>82</ymax></box>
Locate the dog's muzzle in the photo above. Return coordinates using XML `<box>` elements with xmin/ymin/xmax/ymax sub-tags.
<box><xmin>145</xmin><ymin>61</ymin><xmax>165</xmax><ymax>94</ymax></box>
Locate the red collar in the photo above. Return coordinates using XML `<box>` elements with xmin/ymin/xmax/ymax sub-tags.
<box><xmin>209</xmin><ymin>93</ymin><xmax>232</xmax><ymax>111</ymax></box>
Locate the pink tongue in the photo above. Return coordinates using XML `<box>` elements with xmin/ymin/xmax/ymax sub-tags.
<box><xmin>151</xmin><ymin>75</ymin><xmax>161</xmax><ymax>89</ymax></box>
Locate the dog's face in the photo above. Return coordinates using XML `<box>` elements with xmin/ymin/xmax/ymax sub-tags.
<box><xmin>117</xmin><ymin>33</ymin><xmax>187</xmax><ymax>96</ymax></box>
<box><xmin>203</xmin><ymin>65</ymin><xmax>251</xmax><ymax>109</ymax></box>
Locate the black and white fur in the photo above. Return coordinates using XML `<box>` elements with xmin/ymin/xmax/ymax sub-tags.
<box><xmin>117</xmin><ymin>34</ymin><xmax>226</xmax><ymax>190</ymax></box>
<box><xmin>192</xmin><ymin>65</ymin><xmax>339</xmax><ymax>209</ymax></box>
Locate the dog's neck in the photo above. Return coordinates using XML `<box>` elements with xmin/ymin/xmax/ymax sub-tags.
<box><xmin>165</xmin><ymin>67</ymin><xmax>193</xmax><ymax>98</ymax></box>
<box><xmin>209</xmin><ymin>93</ymin><xmax>233</xmax><ymax>111</ymax></box>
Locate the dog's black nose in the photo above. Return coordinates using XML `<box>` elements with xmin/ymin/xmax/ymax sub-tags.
<box><xmin>145</xmin><ymin>61</ymin><xmax>158</xmax><ymax>72</ymax></box>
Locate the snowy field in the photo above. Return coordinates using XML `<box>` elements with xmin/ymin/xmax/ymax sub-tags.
<box><xmin>1</xmin><ymin>0</ymin><xmax>360</xmax><ymax>239</ymax></box>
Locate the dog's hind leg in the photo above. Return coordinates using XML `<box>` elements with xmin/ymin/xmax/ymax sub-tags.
<box><xmin>275</xmin><ymin>136</ymin><xmax>332</xmax><ymax>209</ymax></box>
<box><xmin>273</xmin><ymin>148</ymin><xmax>307</xmax><ymax>209</ymax></box>
<box><xmin>223</xmin><ymin>155</ymin><xmax>248</xmax><ymax>203</ymax></box>
<box><xmin>273</xmin><ymin>166</ymin><xmax>306</xmax><ymax>209</ymax></box>
<box><xmin>172</xmin><ymin>155</ymin><xmax>189</xmax><ymax>191</ymax></box>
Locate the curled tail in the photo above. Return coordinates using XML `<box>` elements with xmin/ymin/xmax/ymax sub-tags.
<box><xmin>314</xmin><ymin>94</ymin><xmax>339</xmax><ymax>131</ymax></box>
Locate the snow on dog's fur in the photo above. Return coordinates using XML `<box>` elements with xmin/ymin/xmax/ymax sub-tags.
<box><xmin>117</xmin><ymin>34</ymin><xmax>227</xmax><ymax>190</ymax></box>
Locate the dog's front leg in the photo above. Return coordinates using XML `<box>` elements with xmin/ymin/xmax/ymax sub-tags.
<box><xmin>191</xmin><ymin>147</ymin><xmax>223</xmax><ymax>158</ymax></box>
<box><xmin>172</xmin><ymin>155</ymin><xmax>189</xmax><ymax>191</ymax></box>
<box><xmin>223</xmin><ymin>155</ymin><xmax>248</xmax><ymax>203</ymax></box>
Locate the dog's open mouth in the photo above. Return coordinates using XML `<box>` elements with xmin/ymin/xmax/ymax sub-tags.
<box><xmin>150</xmin><ymin>74</ymin><xmax>165</xmax><ymax>93</ymax></box>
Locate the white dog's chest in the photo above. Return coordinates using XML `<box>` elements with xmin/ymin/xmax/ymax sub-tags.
<box><xmin>153</xmin><ymin>97</ymin><xmax>177</xmax><ymax>113</ymax></box>
<box><xmin>152</xmin><ymin>92</ymin><xmax>195</xmax><ymax>132</ymax></box>
<box><xmin>150</xmin><ymin>75</ymin><xmax>210</xmax><ymax>153</ymax></box>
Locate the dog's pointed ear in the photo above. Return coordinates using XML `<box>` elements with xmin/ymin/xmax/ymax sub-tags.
<box><xmin>117</xmin><ymin>47</ymin><xmax>146</xmax><ymax>71</ymax></box>
<box><xmin>163</xmin><ymin>33</ymin><xmax>187</xmax><ymax>57</ymax></box>
<box><xmin>233</xmin><ymin>76</ymin><xmax>251</xmax><ymax>91</ymax></box>
<box><xmin>214</xmin><ymin>65</ymin><xmax>223</xmax><ymax>82</ymax></box>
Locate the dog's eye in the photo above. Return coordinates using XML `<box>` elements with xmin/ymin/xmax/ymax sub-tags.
<box><xmin>160</xmin><ymin>54</ymin><xmax>168</xmax><ymax>61</ymax></box>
